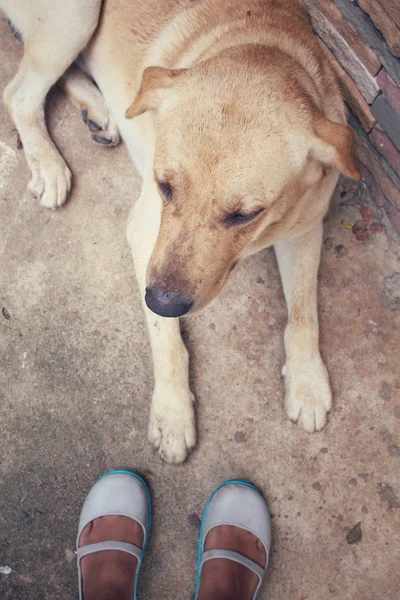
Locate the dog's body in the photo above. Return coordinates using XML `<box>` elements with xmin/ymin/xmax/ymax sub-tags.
<box><xmin>1</xmin><ymin>0</ymin><xmax>360</xmax><ymax>463</ymax></box>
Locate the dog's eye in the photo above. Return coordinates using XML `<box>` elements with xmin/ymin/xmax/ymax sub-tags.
<box><xmin>157</xmin><ymin>181</ymin><xmax>173</xmax><ymax>201</ymax></box>
<box><xmin>223</xmin><ymin>208</ymin><xmax>265</xmax><ymax>227</ymax></box>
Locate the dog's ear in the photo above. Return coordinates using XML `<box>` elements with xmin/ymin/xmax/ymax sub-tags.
<box><xmin>126</xmin><ymin>66</ymin><xmax>187</xmax><ymax>119</ymax></box>
<box><xmin>309</xmin><ymin>118</ymin><xmax>361</xmax><ymax>180</ymax></box>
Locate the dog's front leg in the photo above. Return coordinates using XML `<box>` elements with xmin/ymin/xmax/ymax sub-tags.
<box><xmin>274</xmin><ymin>222</ymin><xmax>332</xmax><ymax>432</ymax></box>
<box><xmin>127</xmin><ymin>174</ymin><xmax>196</xmax><ymax>464</ymax></box>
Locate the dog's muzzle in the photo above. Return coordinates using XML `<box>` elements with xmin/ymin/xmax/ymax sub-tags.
<box><xmin>145</xmin><ymin>286</ymin><xmax>194</xmax><ymax>318</ymax></box>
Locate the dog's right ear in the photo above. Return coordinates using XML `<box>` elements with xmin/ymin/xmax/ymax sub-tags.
<box><xmin>125</xmin><ymin>66</ymin><xmax>187</xmax><ymax>119</ymax></box>
<box><xmin>310</xmin><ymin>117</ymin><xmax>361</xmax><ymax>181</ymax></box>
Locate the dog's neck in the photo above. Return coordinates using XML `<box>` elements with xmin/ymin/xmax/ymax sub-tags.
<box><xmin>145</xmin><ymin>0</ymin><xmax>302</xmax><ymax>69</ymax></box>
<box><xmin>143</xmin><ymin>0</ymin><xmax>339</xmax><ymax>121</ymax></box>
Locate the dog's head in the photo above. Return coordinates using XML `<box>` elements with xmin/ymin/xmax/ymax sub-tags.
<box><xmin>126</xmin><ymin>48</ymin><xmax>360</xmax><ymax>317</ymax></box>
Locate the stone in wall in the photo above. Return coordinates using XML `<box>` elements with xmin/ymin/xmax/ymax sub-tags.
<box><xmin>370</xmin><ymin>125</ymin><xmax>400</xmax><ymax>174</ymax></box>
<box><xmin>371</xmin><ymin>94</ymin><xmax>400</xmax><ymax>152</ymax></box>
<box><xmin>361</xmin><ymin>165</ymin><xmax>400</xmax><ymax>242</ymax></box>
<box><xmin>333</xmin><ymin>0</ymin><xmax>400</xmax><ymax>87</ymax></box>
<box><xmin>304</xmin><ymin>2</ymin><xmax>379</xmax><ymax>102</ymax></box>
<box><xmin>353</xmin><ymin>129</ymin><xmax>400</xmax><ymax>212</ymax></box>
<box><xmin>318</xmin><ymin>39</ymin><xmax>376</xmax><ymax>132</ymax></box>
<box><xmin>302</xmin><ymin>0</ymin><xmax>381</xmax><ymax>75</ymax></box>
<box><xmin>358</xmin><ymin>0</ymin><xmax>400</xmax><ymax>58</ymax></box>
<box><xmin>369</xmin><ymin>0</ymin><xmax>400</xmax><ymax>29</ymax></box>
<box><xmin>350</xmin><ymin>110</ymin><xmax>400</xmax><ymax>186</ymax></box>
<box><xmin>377</xmin><ymin>69</ymin><xmax>400</xmax><ymax>115</ymax></box>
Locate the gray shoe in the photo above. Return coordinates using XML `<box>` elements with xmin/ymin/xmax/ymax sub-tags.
<box><xmin>76</xmin><ymin>470</ymin><xmax>151</xmax><ymax>600</ymax></box>
<box><xmin>194</xmin><ymin>480</ymin><xmax>271</xmax><ymax>600</ymax></box>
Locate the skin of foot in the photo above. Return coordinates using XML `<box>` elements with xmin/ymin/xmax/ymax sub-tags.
<box><xmin>197</xmin><ymin>525</ymin><xmax>267</xmax><ymax>600</ymax></box>
<box><xmin>79</xmin><ymin>516</ymin><xmax>144</xmax><ymax>600</ymax></box>
<box><xmin>78</xmin><ymin>519</ymin><xmax>265</xmax><ymax>600</ymax></box>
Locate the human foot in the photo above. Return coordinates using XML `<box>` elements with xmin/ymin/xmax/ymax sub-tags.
<box><xmin>79</xmin><ymin>516</ymin><xmax>143</xmax><ymax>600</ymax></box>
<box><xmin>77</xmin><ymin>471</ymin><xmax>151</xmax><ymax>600</ymax></box>
<box><xmin>195</xmin><ymin>482</ymin><xmax>271</xmax><ymax>600</ymax></box>
<box><xmin>197</xmin><ymin>525</ymin><xmax>266</xmax><ymax>600</ymax></box>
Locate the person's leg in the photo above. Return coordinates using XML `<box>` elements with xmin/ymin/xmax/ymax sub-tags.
<box><xmin>197</xmin><ymin>526</ymin><xmax>266</xmax><ymax>600</ymax></box>
<box><xmin>76</xmin><ymin>471</ymin><xmax>151</xmax><ymax>600</ymax></box>
<box><xmin>195</xmin><ymin>482</ymin><xmax>271</xmax><ymax>600</ymax></box>
<box><xmin>82</xmin><ymin>524</ymin><xmax>265</xmax><ymax>600</ymax></box>
<box><xmin>80</xmin><ymin>516</ymin><xmax>143</xmax><ymax>600</ymax></box>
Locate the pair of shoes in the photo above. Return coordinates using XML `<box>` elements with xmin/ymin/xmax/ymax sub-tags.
<box><xmin>77</xmin><ymin>470</ymin><xmax>271</xmax><ymax>600</ymax></box>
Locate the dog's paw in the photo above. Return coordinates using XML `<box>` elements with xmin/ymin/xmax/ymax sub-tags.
<box><xmin>28</xmin><ymin>156</ymin><xmax>72</xmax><ymax>209</ymax></box>
<box><xmin>283</xmin><ymin>354</ymin><xmax>332</xmax><ymax>432</ymax></box>
<box><xmin>148</xmin><ymin>385</ymin><xmax>196</xmax><ymax>464</ymax></box>
<box><xmin>81</xmin><ymin>108</ymin><xmax>120</xmax><ymax>147</ymax></box>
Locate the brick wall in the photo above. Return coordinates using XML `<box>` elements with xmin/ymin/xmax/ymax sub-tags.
<box><xmin>301</xmin><ymin>0</ymin><xmax>400</xmax><ymax>243</ymax></box>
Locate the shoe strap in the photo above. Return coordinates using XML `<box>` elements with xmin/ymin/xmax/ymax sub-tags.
<box><xmin>77</xmin><ymin>541</ymin><xmax>142</xmax><ymax>562</ymax></box>
<box><xmin>201</xmin><ymin>548</ymin><xmax>265</xmax><ymax>581</ymax></box>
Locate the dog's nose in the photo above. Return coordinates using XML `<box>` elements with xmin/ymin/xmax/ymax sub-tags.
<box><xmin>145</xmin><ymin>286</ymin><xmax>194</xmax><ymax>317</ymax></box>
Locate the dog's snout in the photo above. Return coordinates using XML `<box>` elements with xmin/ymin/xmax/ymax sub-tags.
<box><xmin>145</xmin><ymin>286</ymin><xmax>194</xmax><ymax>318</ymax></box>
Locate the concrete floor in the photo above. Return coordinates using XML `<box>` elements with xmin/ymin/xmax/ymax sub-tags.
<box><xmin>0</xmin><ymin>16</ymin><xmax>399</xmax><ymax>600</ymax></box>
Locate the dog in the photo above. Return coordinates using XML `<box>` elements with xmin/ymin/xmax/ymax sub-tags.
<box><xmin>0</xmin><ymin>0</ymin><xmax>360</xmax><ymax>464</ymax></box>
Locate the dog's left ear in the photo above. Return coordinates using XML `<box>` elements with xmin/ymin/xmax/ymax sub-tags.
<box><xmin>126</xmin><ymin>66</ymin><xmax>187</xmax><ymax>119</ymax></box>
<box><xmin>310</xmin><ymin>117</ymin><xmax>361</xmax><ymax>181</ymax></box>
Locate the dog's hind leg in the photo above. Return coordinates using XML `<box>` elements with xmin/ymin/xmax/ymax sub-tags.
<box><xmin>127</xmin><ymin>172</ymin><xmax>196</xmax><ymax>465</ymax></box>
<box><xmin>58</xmin><ymin>64</ymin><xmax>120</xmax><ymax>147</ymax></box>
<box><xmin>275</xmin><ymin>222</ymin><xmax>332</xmax><ymax>433</ymax></box>
<box><xmin>1</xmin><ymin>0</ymin><xmax>102</xmax><ymax>209</ymax></box>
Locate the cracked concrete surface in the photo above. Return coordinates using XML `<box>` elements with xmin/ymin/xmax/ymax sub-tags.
<box><xmin>0</xmin><ymin>16</ymin><xmax>399</xmax><ymax>600</ymax></box>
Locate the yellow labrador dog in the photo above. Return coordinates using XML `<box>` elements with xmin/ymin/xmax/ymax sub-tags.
<box><xmin>1</xmin><ymin>0</ymin><xmax>360</xmax><ymax>463</ymax></box>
